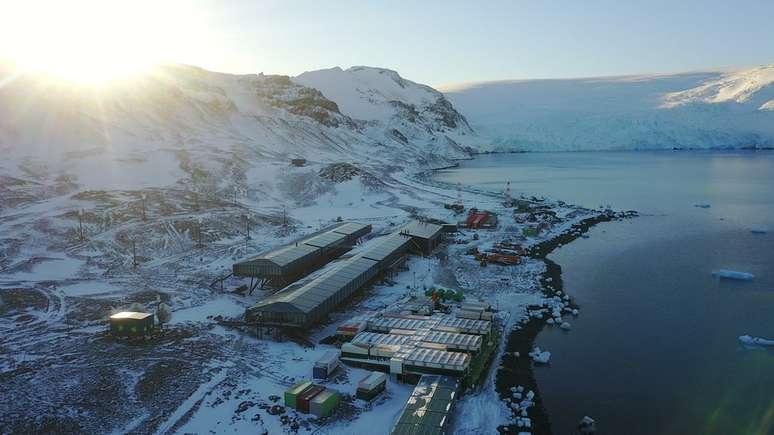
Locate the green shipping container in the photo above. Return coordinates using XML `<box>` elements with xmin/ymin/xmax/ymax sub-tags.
<box><xmin>284</xmin><ymin>381</ymin><xmax>313</xmax><ymax>409</ymax></box>
<box><xmin>310</xmin><ymin>389</ymin><xmax>340</xmax><ymax>417</ymax></box>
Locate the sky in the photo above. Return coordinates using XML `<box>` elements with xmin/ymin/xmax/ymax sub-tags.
<box><xmin>2</xmin><ymin>0</ymin><xmax>774</xmax><ymax>86</ymax></box>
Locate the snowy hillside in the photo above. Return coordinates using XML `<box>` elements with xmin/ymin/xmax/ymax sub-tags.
<box><xmin>441</xmin><ymin>64</ymin><xmax>774</xmax><ymax>151</ymax></box>
<box><xmin>295</xmin><ymin>66</ymin><xmax>474</xmax><ymax>157</ymax></box>
<box><xmin>0</xmin><ymin>64</ymin><xmax>474</xmax><ymax>194</ymax></box>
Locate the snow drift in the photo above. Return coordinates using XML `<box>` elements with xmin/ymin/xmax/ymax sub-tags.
<box><xmin>441</xmin><ymin>64</ymin><xmax>774</xmax><ymax>151</ymax></box>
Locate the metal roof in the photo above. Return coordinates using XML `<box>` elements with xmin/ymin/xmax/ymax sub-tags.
<box><xmin>303</xmin><ymin>231</ymin><xmax>348</xmax><ymax>249</ymax></box>
<box><xmin>235</xmin><ymin>222</ymin><xmax>362</xmax><ymax>269</ymax></box>
<box><xmin>352</xmin><ymin>332</ymin><xmax>417</xmax><ymax>347</ymax></box>
<box><xmin>422</xmin><ymin>330</ymin><xmax>482</xmax><ymax>350</ymax></box>
<box><xmin>251</xmin><ymin>256</ymin><xmax>378</xmax><ymax>314</ymax></box>
<box><xmin>437</xmin><ymin>317</ymin><xmax>491</xmax><ymax>335</ymax></box>
<box><xmin>332</xmin><ymin>222</ymin><xmax>371</xmax><ymax>236</ymax></box>
<box><xmin>360</xmin><ymin>233</ymin><xmax>413</xmax><ymax>262</ymax></box>
<box><xmin>110</xmin><ymin>312</ymin><xmax>152</xmax><ymax>320</ymax></box>
<box><xmin>400</xmin><ymin>221</ymin><xmax>443</xmax><ymax>240</ymax></box>
<box><xmin>248</xmin><ymin>243</ymin><xmax>319</xmax><ymax>268</ymax></box>
<box><xmin>404</xmin><ymin>347</ymin><xmax>470</xmax><ymax>369</ymax></box>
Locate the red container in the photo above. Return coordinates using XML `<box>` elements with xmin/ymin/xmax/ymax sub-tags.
<box><xmin>297</xmin><ymin>385</ymin><xmax>324</xmax><ymax>413</ymax></box>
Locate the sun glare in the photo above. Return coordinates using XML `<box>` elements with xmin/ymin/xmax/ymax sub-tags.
<box><xmin>0</xmin><ymin>0</ymin><xmax>193</xmax><ymax>86</ymax></box>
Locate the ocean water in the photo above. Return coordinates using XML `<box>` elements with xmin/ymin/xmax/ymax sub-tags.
<box><xmin>434</xmin><ymin>151</ymin><xmax>774</xmax><ymax>435</ymax></box>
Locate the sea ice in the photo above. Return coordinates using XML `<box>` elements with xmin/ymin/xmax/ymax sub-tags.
<box><xmin>739</xmin><ymin>335</ymin><xmax>774</xmax><ymax>347</ymax></box>
<box><xmin>712</xmin><ymin>269</ymin><xmax>754</xmax><ymax>281</ymax></box>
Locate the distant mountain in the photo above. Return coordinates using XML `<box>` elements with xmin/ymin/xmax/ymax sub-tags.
<box><xmin>441</xmin><ymin>64</ymin><xmax>774</xmax><ymax>151</ymax></box>
<box><xmin>0</xmin><ymin>64</ymin><xmax>475</xmax><ymax>193</ymax></box>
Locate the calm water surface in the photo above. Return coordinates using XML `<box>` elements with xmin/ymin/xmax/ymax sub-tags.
<box><xmin>435</xmin><ymin>151</ymin><xmax>774</xmax><ymax>435</ymax></box>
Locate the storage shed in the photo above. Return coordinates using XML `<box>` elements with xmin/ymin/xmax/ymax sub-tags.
<box><xmin>109</xmin><ymin>312</ymin><xmax>154</xmax><ymax>337</ymax></box>
<box><xmin>399</xmin><ymin>221</ymin><xmax>444</xmax><ymax>255</ymax></box>
<box><xmin>391</xmin><ymin>375</ymin><xmax>459</xmax><ymax>435</ymax></box>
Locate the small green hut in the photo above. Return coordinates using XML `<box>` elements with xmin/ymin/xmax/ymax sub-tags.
<box><xmin>110</xmin><ymin>312</ymin><xmax>154</xmax><ymax>337</ymax></box>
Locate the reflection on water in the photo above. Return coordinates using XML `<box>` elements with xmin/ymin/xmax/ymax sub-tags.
<box><xmin>436</xmin><ymin>151</ymin><xmax>774</xmax><ymax>435</ymax></box>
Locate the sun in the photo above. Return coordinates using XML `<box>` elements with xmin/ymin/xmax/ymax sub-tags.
<box><xmin>0</xmin><ymin>0</ymin><xmax>189</xmax><ymax>86</ymax></box>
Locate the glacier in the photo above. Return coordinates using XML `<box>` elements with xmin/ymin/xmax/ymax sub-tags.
<box><xmin>441</xmin><ymin>64</ymin><xmax>774</xmax><ymax>152</ymax></box>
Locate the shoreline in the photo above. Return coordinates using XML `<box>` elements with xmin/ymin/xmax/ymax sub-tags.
<box><xmin>495</xmin><ymin>210</ymin><xmax>637</xmax><ymax>434</ymax></box>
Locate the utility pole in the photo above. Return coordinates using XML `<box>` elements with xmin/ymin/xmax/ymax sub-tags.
<box><xmin>78</xmin><ymin>209</ymin><xmax>85</xmax><ymax>241</ymax></box>
<box><xmin>132</xmin><ymin>239</ymin><xmax>138</xmax><ymax>268</ymax></box>
<box><xmin>141</xmin><ymin>194</ymin><xmax>147</xmax><ymax>221</ymax></box>
<box><xmin>282</xmin><ymin>205</ymin><xmax>287</xmax><ymax>227</ymax></box>
<box><xmin>233</xmin><ymin>188</ymin><xmax>238</xmax><ymax>207</ymax></box>
<box><xmin>197</xmin><ymin>218</ymin><xmax>203</xmax><ymax>249</ymax></box>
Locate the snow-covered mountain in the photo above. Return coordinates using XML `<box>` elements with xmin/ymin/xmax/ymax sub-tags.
<box><xmin>294</xmin><ymin>66</ymin><xmax>473</xmax><ymax>154</ymax></box>
<box><xmin>441</xmin><ymin>64</ymin><xmax>774</xmax><ymax>151</ymax></box>
<box><xmin>0</xmin><ymin>64</ymin><xmax>474</xmax><ymax>193</ymax></box>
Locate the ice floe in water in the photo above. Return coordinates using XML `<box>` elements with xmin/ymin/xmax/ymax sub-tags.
<box><xmin>712</xmin><ymin>269</ymin><xmax>754</xmax><ymax>281</ymax></box>
<box><xmin>739</xmin><ymin>335</ymin><xmax>774</xmax><ymax>347</ymax></box>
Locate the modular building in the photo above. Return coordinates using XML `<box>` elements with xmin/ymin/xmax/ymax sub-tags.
<box><xmin>245</xmin><ymin>229</ymin><xmax>418</xmax><ymax>328</ymax></box>
<box><xmin>232</xmin><ymin>222</ymin><xmax>371</xmax><ymax>287</ymax></box>
<box><xmin>310</xmin><ymin>389</ymin><xmax>340</xmax><ymax>417</ymax></box>
<box><xmin>246</xmin><ymin>255</ymin><xmax>380</xmax><ymax>326</ymax></box>
<box><xmin>314</xmin><ymin>350</ymin><xmax>340</xmax><ymax>379</ymax></box>
<box><xmin>109</xmin><ymin>312</ymin><xmax>154</xmax><ymax>337</ymax></box>
<box><xmin>357</xmin><ymin>371</ymin><xmax>387</xmax><ymax>401</ymax></box>
<box><xmin>391</xmin><ymin>375</ymin><xmax>459</xmax><ymax>435</ymax></box>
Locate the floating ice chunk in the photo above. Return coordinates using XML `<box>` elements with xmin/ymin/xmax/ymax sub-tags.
<box><xmin>571</xmin><ymin>309</ymin><xmax>580</xmax><ymax>316</ymax></box>
<box><xmin>513</xmin><ymin>392</ymin><xmax>522</xmax><ymax>400</ymax></box>
<box><xmin>531</xmin><ymin>351</ymin><xmax>550</xmax><ymax>364</ymax></box>
<box><xmin>546</xmin><ymin>318</ymin><xmax>555</xmax><ymax>325</ymax></box>
<box><xmin>560</xmin><ymin>322</ymin><xmax>572</xmax><ymax>330</ymax></box>
<box><xmin>751</xmin><ymin>227</ymin><xmax>768</xmax><ymax>234</ymax></box>
<box><xmin>578</xmin><ymin>416</ymin><xmax>597</xmax><ymax>434</ymax></box>
<box><xmin>739</xmin><ymin>335</ymin><xmax>774</xmax><ymax>347</ymax></box>
<box><xmin>516</xmin><ymin>385</ymin><xmax>524</xmax><ymax>393</ymax></box>
<box><xmin>581</xmin><ymin>234</ymin><xmax>590</xmax><ymax>239</ymax></box>
<box><xmin>526</xmin><ymin>390</ymin><xmax>535</xmax><ymax>401</ymax></box>
<box><xmin>712</xmin><ymin>269</ymin><xmax>754</xmax><ymax>281</ymax></box>
<box><xmin>694</xmin><ymin>204</ymin><xmax>711</xmax><ymax>209</ymax></box>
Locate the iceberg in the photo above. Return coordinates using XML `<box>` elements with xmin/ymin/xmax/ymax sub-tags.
<box><xmin>529</xmin><ymin>347</ymin><xmax>551</xmax><ymax>364</ymax></box>
<box><xmin>739</xmin><ymin>335</ymin><xmax>774</xmax><ymax>347</ymax></box>
<box><xmin>712</xmin><ymin>270</ymin><xmax>755</xmax><ymax>281</ymax></box>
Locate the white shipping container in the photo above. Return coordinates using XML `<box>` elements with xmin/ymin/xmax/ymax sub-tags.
<box><xmin>358</xmin><ymin>372</ymin><xmax>387</xmax><ymax>391</ymax></box>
